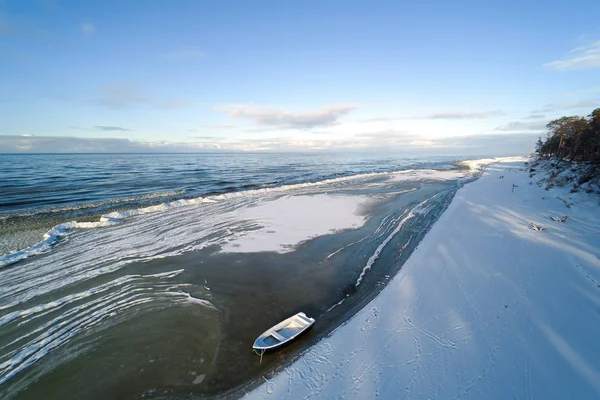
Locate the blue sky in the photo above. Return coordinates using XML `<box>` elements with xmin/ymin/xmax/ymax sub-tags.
<box><xmin>1</xmin><ymin>0</ymin><xmax>599</xmax><ymax>154</ymax></box>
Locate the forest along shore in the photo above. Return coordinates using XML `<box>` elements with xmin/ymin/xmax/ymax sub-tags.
<box><xmin>246</xmin><ymin>158</ymin><xmax>600</xmax><ymax>400</ymax></box>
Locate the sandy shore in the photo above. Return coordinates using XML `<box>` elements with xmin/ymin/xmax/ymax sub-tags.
<box><xmin>245</xmin><ymin>158</ymin><xmax>600</xmax><ymax>399</ymax></box>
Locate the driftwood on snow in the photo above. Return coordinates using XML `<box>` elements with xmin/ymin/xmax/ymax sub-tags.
<box><xmin>529</xmin><ymin>222</ymin><xmax>545</xmax><ymax>231</ymax></box>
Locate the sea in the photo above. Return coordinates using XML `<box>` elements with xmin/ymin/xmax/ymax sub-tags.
<box><xmin>0</xmin><ymin>153</ymin><xmax>483</xmax><ymax>399</ymax></box>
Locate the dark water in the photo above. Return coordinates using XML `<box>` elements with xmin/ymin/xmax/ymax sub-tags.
<box><xmin>0</xmin><ymin>153</ymin><xmax>461</xmax><ymax>218</ymax></box>
<box><xmin>0</xmin><ymin>153</ymin><xmax>476</xmax><ymax>399</ymax></box>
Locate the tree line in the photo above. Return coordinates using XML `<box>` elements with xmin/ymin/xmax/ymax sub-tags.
<box><xmin>536</xmin><ymin>108</ymin><xmax>600</xmax><ymax>161</ymax></box>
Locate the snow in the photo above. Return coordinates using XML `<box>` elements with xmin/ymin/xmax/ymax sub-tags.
<box><xmin>387</xmin><ymin>169</ymin><xmax>466</xmax><ymax>182</ymax></box>
<box><xmin>221</xmin><ymin>194</ymin><xmax>367</xmax><ymax>253</ymax></box>
<box><xmin>528</xmin><ymin>158</ymin><xmax>600</xmax><ymax>196</ymax></box>
<box><xmin>245</xmin><ymin>158</ymin><xmax>600</xmax><ymax>399</ymax></box>
<box><xmin>460</xmin><ymin>156</ymin><xmax>524</xmax><ymax>172</ymax></box>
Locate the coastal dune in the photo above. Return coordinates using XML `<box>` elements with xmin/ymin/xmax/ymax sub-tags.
<box><xmin>246</xmin><ymin>158</ymin><xmax>600</xmax><ymax>399</ymax></box>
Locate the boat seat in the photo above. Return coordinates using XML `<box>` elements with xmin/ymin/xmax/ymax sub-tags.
<box><xmin>270</xmin><ymin>331</ymin><xmax>286</xmax><ymax>341</ymax></box>
<box><xmin>296</xmin><ymin>314</ymin><xmax>313</xmax><ymax>325</ymax></box>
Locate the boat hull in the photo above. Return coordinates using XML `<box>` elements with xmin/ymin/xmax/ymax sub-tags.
<box><xmin>252</xmin><ymin>312</ymin><xmax>315</xmax><ymax>351</ymax></box>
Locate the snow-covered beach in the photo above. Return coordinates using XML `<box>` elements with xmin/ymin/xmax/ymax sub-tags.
<box><xmin>246</xmin><ymin>158</ymin><xmax>600</xmax><ymax>399</ymax></box>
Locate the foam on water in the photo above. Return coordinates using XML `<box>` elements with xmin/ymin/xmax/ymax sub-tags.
<box><xmin>354</xmin><ymin>193</ymin><xmax>444</xmax><ymax>287</ymax></box>
<box><xmin>0</xmin><ymin>190</ymin><xmax>187</xmax><ymax>220</ymax></box>
<box><xmin>0</xmin><ymin>220</ymin><xmax>119</xmax><ymax>268</ymax></box>
<box><xmin>0</xmin><ymin>268</ymin><xmax>209</xmax><ymax>386</ymax></box>
<box><xmin>0</xmin><ymin>165</ymin><xmax>475</xmax><ymax>269</ymax></box>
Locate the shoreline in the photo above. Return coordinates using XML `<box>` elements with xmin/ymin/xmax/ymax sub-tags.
<box><xmin>209</xmin><ymin>161</ymin><xmax>495</xmax><ymax>399</ymax></box>
<box><xmin>244</xmin><ymin>157</ymin><xmax>600</xmax><ymax>399</ymax></box>
<box><xmin>163</xmin><ymin>181</ymin><xmax>460</xmax><ymax>398</ymax></box>
<box><xmin>214</xmin><ymin>189</ymin><xmax>457</xmax><ymax>399</ymax></box>
<box><xmin>1</xmin><ymin>161</ymin><xmax>471</xmax><ymax>399</ymax></box>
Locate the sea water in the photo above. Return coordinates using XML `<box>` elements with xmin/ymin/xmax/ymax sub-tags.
<box><xmin>0</xmin><ymin>152</ymin><xmax>479</xmax><ymax>398</ymax></box>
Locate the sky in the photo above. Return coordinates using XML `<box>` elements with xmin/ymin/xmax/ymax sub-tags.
<box><xmin>1</xmin><ymin>0</ymin><xmax>599</xmax><ymax>154</ymax></box>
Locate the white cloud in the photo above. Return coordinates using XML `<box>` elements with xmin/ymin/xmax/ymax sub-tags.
<box><xmin>81</xmin><ymin>23</ymin><xmax>96</xmax><ymax>36</ymax></box>
<box><xmin>408</xmin><ymin>139</ymin><xmax>436</xmax><ymax>147</ymax></box>
<box><xmin>0</xmin><ymin>136</ymin><xmax>223</xmax><ymax>153</ymax></box>
<box><xmin>533</xmin><ymin>100</ymin><xmax>599</xmax><ymax>113</ymax></box>
<box><xmin>219</xmin><ymin>104</ymin><xmax>358</xmax><ymax>129</ymax></box>
<box><xmin>69</xmin><ymin>125</ymin><xmax>132</xmax><ymax>132</ymax></box>
<box><xmin>163</xmin><ymin>46</ymin><xmax>206</xmax><ymax>60</ymax></box>
<box><xmin>421</xmin><ymin>110</ymin><xmax>506</xmax><ymax>120</ymax></box>
<box><xmin>188</xmin><ymin>135</ymin><xmax>220</xmax><ymax>140</ymax></box>
<box><xmin>94</xmin><ymin>125</ymin><xmax>131</xmax><ymax>132</ymax></box>
<box><xmin>353</xmin><ymin>130</ymin><xmax>407</xmax><ymax>139</ymax></box>
<box><xmin>361</xmin><ymin>110</ymin><xmax>506</xmax><ymax>122</ymax></box>
<box><xmin>524</xmin><ymin>114</ymin><xmax>546</xmax><ymax>119</ymax></box>
<box><xmin>201</xmin><ymin>125</ymin><xmax>237</xmax><ymax>129</ymax></box>
<box><xmin>188</xmin><ymin>125</ymin><xmax>237</xmax><ymax>132</ymax></box>
<box><xmin>544</xmin><ymin>40</ymin><xmax>600</xmax><ymax>70</ymax></box>
<box><xmin>495</xmin><ymin>120</ymin><xmax>547</xmax><ymax>132</ymax></box>
<box><xmin>360</xmin><ymin>117</ymin><xmax>401</xmax><ymax>123</ymax></box>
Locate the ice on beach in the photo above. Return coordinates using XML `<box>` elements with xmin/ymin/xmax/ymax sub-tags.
<box><xmin>387</xmin><ymin>168</ymin><xmax>467</xmax><ymax>182</ymax></box>
<box><xmin>220</xmin><ymin>194</ymin><xmax>368</xmax><ymax>253</ymax></box>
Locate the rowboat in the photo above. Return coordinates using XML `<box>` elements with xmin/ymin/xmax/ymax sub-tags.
<box><xmin>252</xmin><ymin>312</ymin><xmax>315</xmax><ymax>352</ymax></box>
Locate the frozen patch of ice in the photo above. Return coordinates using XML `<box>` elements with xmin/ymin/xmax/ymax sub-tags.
<box><xmin>220</xmin><ymin>194</ymin><xmax>367</xmax><ymax>253</ymax></box>
<box><xmin>192</xmin><ymin>374</ymin><xmax>206</xmax><ymax>384</ymax></box>
<box><xmin>387</xmin><ymin>169</ymin><xmax>466</xmax><ymax>182</ymax></box>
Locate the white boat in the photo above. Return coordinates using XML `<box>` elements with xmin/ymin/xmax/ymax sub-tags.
<box><xmin>253</xmin><ymin>312</ymin><xmax>315</xmax><ymax>352</ymax></box>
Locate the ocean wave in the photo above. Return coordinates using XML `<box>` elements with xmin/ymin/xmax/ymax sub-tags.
<box><xmin>0</xmin><ymin>220</ymin><xmax>118</xmax><ymax>268</ymax></box>
<box><xmin>0</xmin><ymin>189</ymin><xmax>187</xmax><ymax>220</ymax></box>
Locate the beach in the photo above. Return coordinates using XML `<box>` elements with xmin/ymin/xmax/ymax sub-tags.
<box><xmin>245</xmin><ymin>158</ymin><xmax>600</xmax><ymax>399</ymax></box>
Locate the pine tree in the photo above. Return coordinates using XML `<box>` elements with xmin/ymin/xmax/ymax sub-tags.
<box><xmin>535</xmin><ymin>137</ymin><xmax>543</xmax><ymax>154</ymax></box>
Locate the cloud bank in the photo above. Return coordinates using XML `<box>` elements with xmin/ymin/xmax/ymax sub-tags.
<box><xmin>219</xmin><ymin>104</ymin><xmax>358</xmax><ymax>129</ymax></box>
<box><xmin>361</xmin><ymin>110</ymin><xmax>506</xmax><ymax>122</ymax></box>
<box><xmin>0</xmin><ymin>133</ymin><xmax>538</xmax><ymax>156</ymax></box>
<box><xmin>495</xmin><ymin>120</ymin><xmax>547</xmax><ymax>132</ymax></box>
<box><xmin>94</xmin><ymin>126</ymin><xmax>131</xmax><ymax>131</ymax></box>
<box><xmin>534</xmin><ymin>100</ymin><xmax>599</xmax><ymax>113</ymax></box>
